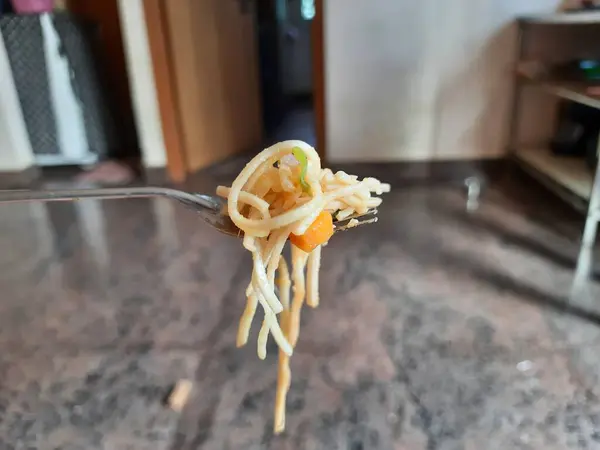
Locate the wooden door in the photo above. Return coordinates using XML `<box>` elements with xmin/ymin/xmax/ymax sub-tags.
<box><xmin>158</xmin><ymin>0</ymin><xmax>263</xmax><ymax>173</ymax></box>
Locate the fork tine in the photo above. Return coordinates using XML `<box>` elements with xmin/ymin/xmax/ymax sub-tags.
<box><xmin>334</xmin><ymin>216</ymin><xmax>378</xmax><ymax>233</ymax></box>
<box><xmin>332</xmin><ymin>208</ymin><xmax>378</xmax><ymax>224</ymax></box>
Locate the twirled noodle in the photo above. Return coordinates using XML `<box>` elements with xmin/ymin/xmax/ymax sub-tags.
<box><xmin>217</xmin><ymin>140</ymin><xmax>390</xmax><ymax>434</ymax></box>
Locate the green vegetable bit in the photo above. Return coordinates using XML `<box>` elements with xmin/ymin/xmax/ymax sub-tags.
<box><xmin>292</xmin><ymin>147</ymin><xmax>311</xmax><ymax>194</ymax></box>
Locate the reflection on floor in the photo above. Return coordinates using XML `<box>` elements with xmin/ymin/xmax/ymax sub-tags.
<box><xmin>0</xmin><ymin>164</ymin><xmax>599</xmax><ymax>449</ymax></box>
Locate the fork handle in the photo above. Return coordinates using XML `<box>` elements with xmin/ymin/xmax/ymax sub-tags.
<box><xmin>0</xmin><ymin>186</ymin><xmax>212</xmax><ymax>209</ymax></box>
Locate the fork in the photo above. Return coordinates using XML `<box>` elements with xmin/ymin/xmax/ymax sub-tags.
<box><xmin>0</xmin><ymin>187</ymin><xmax>378</xmax><ymax>237</ymax></box>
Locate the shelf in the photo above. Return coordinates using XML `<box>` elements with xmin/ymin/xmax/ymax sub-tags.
<box><xmin>538</xmin><ymin>81</ymin><xmax>600</xmax><ymax>110</ymax></box>
<box><xmin>515</xmin><ymin>148</ymin><xmax>593</xmax><ymax>211</ymax></box>
<box><xmin>518</xmin><ymin>73</ymin><xmax>600</xmax><ymax>110</ymax></box>
<box><xmin>513</xmin><ymin>12</ymin><xmax>600</xmax><ymax>298</ymax></box>
<box><xmin>520</xmin><ymin>10</ymin><xmax>600</xmax><ymax>25</ymax></box>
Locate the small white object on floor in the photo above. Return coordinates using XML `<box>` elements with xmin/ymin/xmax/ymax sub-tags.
<box><xmin>516</xmin><ymin>360</ymin><xmax>533</xmax><ymax>372</ymax></box>
<box><xmin>167</xmin><ymin>379</ymin><xmax>193</xmax><ymax>412</ymax></box>
<box><xmin>464</xmin><ymin>176</ymin><xmax>483</xmax><ymax>212</ymax></box>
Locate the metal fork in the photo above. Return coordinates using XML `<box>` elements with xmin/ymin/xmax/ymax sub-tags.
<box><xmin>0</xmin><ymin>187</ymin><xmax>378</xmax><ymax>237</ymax></box>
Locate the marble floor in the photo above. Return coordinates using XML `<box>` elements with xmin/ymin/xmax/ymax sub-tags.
<box><xmin>1</xmin><ymin>163</ymin><xmax>600</xmax><ymax>450</ymax></box>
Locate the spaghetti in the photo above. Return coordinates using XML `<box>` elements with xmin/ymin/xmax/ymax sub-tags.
<box><xmin>217</xmin><ymin>140</ymin><xmax>389</xmax><ymax>433</ymax></box>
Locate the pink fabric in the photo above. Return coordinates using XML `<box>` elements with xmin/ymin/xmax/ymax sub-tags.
<box><xmin>11</xmin><ymin>0</ymin><xmax>53</xmax><ymax>14</ymax></box>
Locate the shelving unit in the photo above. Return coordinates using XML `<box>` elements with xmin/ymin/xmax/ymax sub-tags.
<box><xmin>510</xmin><ymin>11</ymin><xmax>600</xmax><ymax>298</ymax></box>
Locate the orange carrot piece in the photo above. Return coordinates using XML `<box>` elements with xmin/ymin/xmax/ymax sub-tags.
<box><xmin>290</xmin><ymin>211</ymin><xmax>334</xmax><ymax>253</ymax></box>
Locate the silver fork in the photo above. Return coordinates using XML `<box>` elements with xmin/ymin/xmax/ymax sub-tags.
<box><xmin>0</xmin><ymin>187</ymin><xmax>378</xmax><ymax>237</ymax></box>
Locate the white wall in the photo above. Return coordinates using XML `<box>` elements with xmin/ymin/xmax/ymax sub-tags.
<box><xmin>0</xmin><ymin>32</ymin><xmax>35</xmax><ymax>171</ymax></box>
<box><xmin>325</xmin><ymin>0</ymin><xmax>562</xmax><ymax>163</ymax></box>
<box><xmin>117</xmin><ymin>0</ymin><xmax>167</xmax><ymax>169</ymax></box>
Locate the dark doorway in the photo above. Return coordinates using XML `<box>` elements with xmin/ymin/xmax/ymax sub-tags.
<box><xmin>255</xmin><ymin>0</ymin><xmax>316</xmax><ymax>147</ymax></box>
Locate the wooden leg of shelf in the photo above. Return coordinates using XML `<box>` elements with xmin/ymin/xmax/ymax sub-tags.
<box><xmin>571</xmin><ymin>221</ymin><xmax>598</xmax><ymax>299</ymax></box>
<box><xmin>570</xmin><ymin>136</ymin><xmax>600</xmax><ymax>300</ymax></box>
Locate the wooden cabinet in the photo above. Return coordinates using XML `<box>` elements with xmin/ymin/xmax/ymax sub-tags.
<box><xmin>158</xmin><ymin>0</ymin><xmax>262</xmax><ymax>173</ymax></box>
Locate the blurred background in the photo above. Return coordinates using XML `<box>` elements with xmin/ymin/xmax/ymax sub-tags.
<box><xmin>1</xmin><ymin>0</ymin><xmax>600</xmax><ymax>449</ymax></box>
<box><xmin>0</xmin><ymin>0</ymin><xmax>585</xmax><ymax>187</ymax></box>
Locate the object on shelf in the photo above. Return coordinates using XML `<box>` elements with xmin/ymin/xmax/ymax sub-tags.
<box><xmin>551</xmin><ymin>101</ymin><xmax>600</xmax><ymax>162</ymax></box>
<box><xmin>552</xmin><ymin>59</ymin><xmax>600</xmax><ymax>82</ymax></box>
<box><xmin>10</xmin><ymin>0</ymin><xmax>53</xmax><ymax>14</ymax></box>
<box><xmin>550</xmin><ymin>119</ymin><xmax>586</xmax><ymax>157</ymax></box>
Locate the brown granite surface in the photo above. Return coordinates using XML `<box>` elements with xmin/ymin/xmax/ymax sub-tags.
<box><xmin>1</xmin><ymin>163</ymin><xmax>600</xmax><ymax>449</ymax></box>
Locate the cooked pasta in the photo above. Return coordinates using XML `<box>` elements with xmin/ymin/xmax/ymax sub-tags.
<box><xmin>217</xmin><ymin>140</ymin><xmax>389</xmax><ymax>433</ymax></box>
